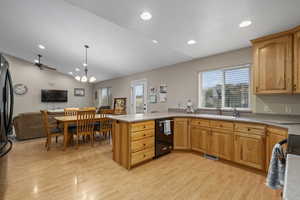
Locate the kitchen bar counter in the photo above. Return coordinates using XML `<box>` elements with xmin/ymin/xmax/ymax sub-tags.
<box><xmin>108</xmin><ymin>112</ymin><xmax>300</xmax><ymax>200</ymax></box>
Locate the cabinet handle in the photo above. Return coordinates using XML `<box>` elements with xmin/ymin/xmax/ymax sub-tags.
<box><xmin>143</xmin><ymin>143</ymin><xmax>146</xmax><ymax>146</ymax></box>
<box><xmin>294</xmin><ymin>84</ymin><xmax>297</xmax><ymax>91</ymax></box>
<box><xmin>143</xmin><ymin>154</ymin><xmax>146</xmax><ymax>158</ymax></box>
<box><xmin>247</xmin><ymin>128</ymin><xmax>251</xmax><ymax>131</ymax></box>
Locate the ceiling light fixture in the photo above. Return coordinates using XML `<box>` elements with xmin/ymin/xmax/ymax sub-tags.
<box><xmin>68</xmin><ymin>72</ymin><xmax>73</xmax><ymax>75</ymax></box>
<box><xmin>187</xmin><ymin>40</ymin><xmax>197</xmax><ymax>45</ymax></box>
<box><xmin>75</xmin><ymin>68</ymin><xmax>80</xmax><ymax>72</ymax></box>
<box><xmin>38</xmin><ymin>44</ymin><xmax>45</xmax><ymax>50</ymax></box>
<box><xmin>140</xmin><ymin>11</ymin><xmax>152</xmax><ymax>21</ymax></box>
<box><xmin>75</xmin><ymin>45</ymin><xmax>96</xmax><ymax>83</ymax></box>
<box><xmin>34</xmin><ymin>59</ymin><xmax>39</xmax><ymax>63</ymax></box>
<box><xmin>152</xmin><ymin>40</ymin><xmax>158</xmax><ymax>44</ymax></box>
<box><xmin>239</xmin><ymin>20</ymin><xmax>252</xmax><ymax>28</ymax></box>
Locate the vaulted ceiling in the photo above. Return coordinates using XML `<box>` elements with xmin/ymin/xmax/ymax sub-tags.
<box><xmin>1</xmin><ymin>0</ymin><xmax>300</xmax><ymax>82</ymax></box>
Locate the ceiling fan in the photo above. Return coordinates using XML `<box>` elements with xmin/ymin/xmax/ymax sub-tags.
<box><xmin>34</xmin><ymin>54</ymin><xmax>56</xmax><ymax>71</ymax></box>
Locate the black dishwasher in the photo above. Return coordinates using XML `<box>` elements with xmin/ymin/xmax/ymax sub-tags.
<box><xmin>155</xmin><ymin>118</ymin><xmax>174</xmax><ymax>158</ymax></box>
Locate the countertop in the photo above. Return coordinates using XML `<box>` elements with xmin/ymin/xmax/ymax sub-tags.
<box><xmin>108</xmin><ymin>112</ymin><xmax>300</xmax><ymax>199</ymax></box>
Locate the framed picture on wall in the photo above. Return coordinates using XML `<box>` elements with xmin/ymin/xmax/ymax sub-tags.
<box><xmin>113</xmin><ymin>97</ymin><xmax>127</xmax><ymax>115</ymax></box>
<box><xmin>74</xmin><ymin>88</ymin><xmax>85</xmax><ymax>96</ymax></box>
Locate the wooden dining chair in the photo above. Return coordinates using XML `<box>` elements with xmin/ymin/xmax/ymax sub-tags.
<box><xmin>41</xmin><ymin>110</ymin><xmax>64</xmax><ymax>151</ymax></box>
<box><xmin>99</xmin><ymin>108</ymin><xmax>114</xmax><ymax>114</ymax></box>
<box><xmin>94</xmin><ymin>113</ymin><xmax>112</xmax><ymax>142</ymax></box>
<box><xmin>81</xmin><ymin>107</ymin><xmax>97</xmax><ymax>111</ymax></box>
<box><xmin>64</xmin><ymin>107</ymin><xmax>79</xmax><ymax>116</ymax></box>
<box><xmin>75</xmin><ymin>110</ymin><xmax>96</xmax><ymax>148</ymax></box>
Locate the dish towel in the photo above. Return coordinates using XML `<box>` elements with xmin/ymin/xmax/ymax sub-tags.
<box><xmin>163</xmin><ymin>120</ymin><xmax>171</xmax><ymax>135</ymax></box>
<box><xmin>266</xmin><ymin>143</ymin><xmax>286</xmax><ymax>190</ymax></box>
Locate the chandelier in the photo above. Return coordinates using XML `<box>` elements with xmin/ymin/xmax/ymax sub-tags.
<box><xmin>75</xmin><ymin>45</ymin><xmax>96</xmax><ymax>83</ymax></box>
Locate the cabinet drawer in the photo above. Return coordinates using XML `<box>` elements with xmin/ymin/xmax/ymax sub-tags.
<box><xmin>131</xmin><ymin>148</ymin><xmax>154</xmax><ymax>166</ymax></box>
<box><xmin>131</xmin><ymin>137</ymin><xmax>154</xmax><ymax>153</ymax></box>
<box><xmin>191</xmin><ymin>119</ymin><xmax>210</xmax><ymax>127</ymax></box>
<box><xmin>130</xmin><ymin>121</ymin><xmax>155</xmax><ymax>132</ymax></box>
<box><xmin>210</xmin><ymin>120</ymin><xmax>234</xmax><ymax>131</ymax></box>
<box><xmin>131</xmin><ymin>129</ymin><xmax>154</xmax><ymax>141</ymax></box>
<box><xmin>235</xmin><ymin>123</ymin><xmax>265</xmax><ymax>136</ymax></box>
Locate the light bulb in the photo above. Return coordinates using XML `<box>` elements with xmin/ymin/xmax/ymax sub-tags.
<box><xmin>89</xmin><ymin>76</ymin><xmax>96</xmax><ymax>82</ymax></box>
<box><xmin>81</xmin><ymin>75</ymin><xmax>87</xmax><ymax>82</ymax></box>
<box><xmin>75</xmin><ymin>76</ymin><xmax>81</xmax><ymax>81</ymax></box>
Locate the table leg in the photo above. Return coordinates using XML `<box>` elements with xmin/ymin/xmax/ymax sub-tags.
<box><xmin>63</xmin><ymin>122</ymin><xmax>69</xmax><ymax>151</ymax></box>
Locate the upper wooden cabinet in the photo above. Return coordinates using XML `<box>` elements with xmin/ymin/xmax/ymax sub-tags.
<box><xmin>174</xmin><ymin>118</ymin><xmax>190</xmax><ymax>150</ymax></box>
<box><xmin>252</xmin><ymin>35</ymin><xmax>293</xmax><ymax>94</ymax></box>
<box><xmin>251</xmin><ymin>25</ymin><xmax>300</xmax><ymax>94</ymax></box>
<box><xmin>294</xmin><ymin>29</ymin><xmax>300</xmax><ymax>93</ymax></box>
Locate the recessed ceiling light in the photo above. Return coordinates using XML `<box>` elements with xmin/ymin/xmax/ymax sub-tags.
<box><xmin>187</xmin><ymin>40</ymin><xmax>197</xmax><ymax>45</ymax></box>
<box><xmin>34</xmin><ymin>59</ymin><xmax>39</xmax><ymax>63</ymax></box>
<box><xmin>68</xmin><ymin>72</ymin><xmax>73</xmax><ymax>75</ymax></box>
<box><xmin>75</xmin><ymin>76</ymin><xmax>81</xmax><ymax>81</ymax></box>
<box><xmin>140</xmin><ymin>11</ymin><xmax>152</xmax><ymax>21</ymax></box>
<box><xmin>38</xmin><ymin>44</ymin><xmax>45</xmax><ymax>50</ymax></box>
<box><xmin>75</xmin><ymin>68</ymin><xmax>80</xmax><ymax>72</ymax></box>
<box><xmin>152</xmin><ymin>40</ymin><xmax>158</xmax><ymax>44</ymax></box>
<box><xmin>239</xmin><ymin>20</ymin><xmax>252</xmax><ymax>28</ymax></box>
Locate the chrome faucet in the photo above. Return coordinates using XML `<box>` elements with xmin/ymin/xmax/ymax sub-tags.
<box><xmin>232</xmin><ymin>107</ymin><xmax>240</xmax><ymax>118</ymax></box>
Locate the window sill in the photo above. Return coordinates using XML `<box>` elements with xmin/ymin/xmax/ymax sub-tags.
<box><xmin>197</xmin><ymin>107</ymin><xmax>252</xmax><ymax>113</ymax></box>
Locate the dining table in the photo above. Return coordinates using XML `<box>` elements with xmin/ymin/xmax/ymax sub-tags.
<box><xmin>55</xmin><ymin>114</ymin><xmax>111</xmax><ymax>150</ymax></box>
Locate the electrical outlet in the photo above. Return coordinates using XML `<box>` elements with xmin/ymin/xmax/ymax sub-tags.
<box><xmin>285</xmin><ymin>105</ymin><xmax>292</xmax><ymax>113</ymax></box>
<box><xmin>264</xmin><ymin>105</ymin><xmax>271</xmax><ymax>113</ymax></box>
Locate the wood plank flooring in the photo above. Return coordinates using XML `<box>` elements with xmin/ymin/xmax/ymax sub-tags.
<box><xmin>0</xmin><ymin>138</ymin><xmax>280</xmax><ymax>200</ymax></box>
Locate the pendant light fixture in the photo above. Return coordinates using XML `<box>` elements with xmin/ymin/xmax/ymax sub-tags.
<box><xmin>75</xmin><ymin>45</ymin><xmax>96</xmax><ymax>83</ymax></box>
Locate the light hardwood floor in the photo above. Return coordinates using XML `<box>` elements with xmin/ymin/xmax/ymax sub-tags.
<box><xmin>0</xmin><ymin>138</ymin><xmax>280</xmax><ymax>200</ymax></box>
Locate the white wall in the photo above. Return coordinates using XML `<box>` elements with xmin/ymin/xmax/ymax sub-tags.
<box><xmin>5</xmin><ymin>55</ymin><xmax>93</xmax><ymax>116</ymax></box>
<box><xmin>94</xmin><ymin>47</ymin><xmax>300</xmax><ymax>115</ymax></box>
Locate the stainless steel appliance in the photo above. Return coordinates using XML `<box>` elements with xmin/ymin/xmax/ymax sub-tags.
<box><xmin>155</xmin><ymin>118</ymin><xmax>173</xmax><ymax>158</ymax></box>
<box><xmin>0</xmin><ymin>54</ymin><xmax>14</xmax><ymax>157</ymax></box>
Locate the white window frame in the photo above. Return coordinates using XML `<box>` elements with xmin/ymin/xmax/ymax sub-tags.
<box><xmin>198</xmin><ymin>64</ymin><xmax>251</xmax><ymax>111</ymax></box>
<box><xmin>98</xmin><ymin>87</ymin><xmax>112</xmax><ymax>107</ymax></box>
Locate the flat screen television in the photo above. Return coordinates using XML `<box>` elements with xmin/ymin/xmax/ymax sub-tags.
<box><xmin>41</xmin><ymin>90</ymin><xmax>68</xmax><ymax>102</ymax></box>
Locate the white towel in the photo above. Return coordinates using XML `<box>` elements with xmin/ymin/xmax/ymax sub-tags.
<box><xmin>266</xmin><ymin>143</ymin><xmax>286</xmax><ymax>190</ymax></box>
<box><xmin>164</xmin><ymin>120</ymin><xmax>171</xmax><ymax>135</ymax></box>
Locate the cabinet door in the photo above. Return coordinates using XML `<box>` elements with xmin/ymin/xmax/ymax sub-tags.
<box><xmin>294</xmin><ymin>30</ymin><xmax>300</xmax><ymax>93</ymax></box>
<box><xmin>209</xmin><ymin>130</ymin><xmax>233</xmax><ymax>161</ymax></box>
<box><xmin>190</xmin><ymin>126</ymin><xmax>210</xmax><ymax>153</ymax></box>
<box><xmin>234</xmin><ymin>132</ymin><xmax>265</xmax><ymax>170</ymax></box>
<box><xmin>253</xmin><ymin>35</ymin><xmax>293</xmax><ymax>94</ymax></box>
<box><xmin>266</xmin><ymin>127</ymin><xmax>288</xmax><ymax>170</ymax></box>
<box><xmin>174</xmin><ymin>118</ymin><xmax>190</xmax><ymax>150</ymax></box>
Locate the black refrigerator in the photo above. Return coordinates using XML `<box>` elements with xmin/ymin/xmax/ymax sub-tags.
<box><xmin>0</xmin><ymin>54</ymin><xmax>14</xmax><ymax>157</ymax></box>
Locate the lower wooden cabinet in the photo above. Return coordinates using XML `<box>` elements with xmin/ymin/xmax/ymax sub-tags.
<box><xmin>174</xmin><ymin>118</ymin><xmax>190</xmax><ymax>150</ymax></box>
<box><xmin>266</xmin><ymin>127</ymin><xmax>288</xmax><ymax>170</ymax></box>
<box><xmin>234</xmin><ymin>132</ymin><xmax>265</xmax><ymax>170</ymax></box>
<box><xmin>209</xmin><ymin>130</ymin><xmax>234</xmax><ymax>161</ymax></box>
<box><xmin>190</xmin><ymin>125</ymin><xmax>210</xmax><ymax>153</ymax></box>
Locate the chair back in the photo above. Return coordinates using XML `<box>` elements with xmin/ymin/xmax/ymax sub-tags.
<box><xmin>41</xmin><ymin>110</ymin><xmax>51</xmax><ymax>136</ymax></box>
<box><xmin>81</xmin><ymin>107</ymin><xmax>97</xmax><ymax>111</ymax></box>
<box><xmin>64</xmin><ymin>108</ymin><xmax>79</xmax><ymax>116</ymax></box>
<box><xmin>99</xmin><ymin>109</ymin><xmax>114</xmax><ymax>114</ymax></box>
<box><xmin>76</xmin><ymin>110</ymin><xmax>96</xmax><ymax>135</ymax></box>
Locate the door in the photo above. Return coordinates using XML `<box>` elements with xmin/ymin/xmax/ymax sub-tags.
<box><xmin>190</xmin><ymin>126</ymin><xmax>209</xmax><ymax>153</ymax></box>
<box><xmin>174</xmin><ymin>118</ymin><xmax>189</xmax><ymax>150</ymax></box>
<box><xmin>294</xmin><ymin>30</ymin><xmax>300</xmax><ymax>93</ymax></box>
<box><xmin>234</xmin><ymin>133</ymin><xmax>265</xmax><ymax>170</ymax></box>
<box><xmin>209</xmin><ymin>130</ymin><xmax>233</xmax><ymax>161</ymax></box>
<box><xmin>131</xmin><ymin>80</ymin><xmax>147</xmax><ymax>114</ymax></box>
<box><xmin>253</xmin><ymin>35</ymin><xmax>293</xmax><ymax>94</ymax></box>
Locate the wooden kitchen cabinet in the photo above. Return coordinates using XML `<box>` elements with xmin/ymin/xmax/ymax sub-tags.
<box><xmin>190</xmin><ymin>125</ymin><xmax>210</xmax><ymax>153</ymax></box>
<box><xmin>252</xmin><ymin>35</ymin><xmax>293</xmax><ymax>94</ymax></box>
<box><xmin>234</xmin><ymin>132</ymin><xmax>265</xmax><ymax>170</ymax></box>
<box><xmin>266</xmin><ymin>127</ymin><xmax>288</xmax><ymax>171</ymax></box>
<box><xmin>294</xmin><ymin>29</ymin><xmax>300</xmax><ymax>93</ymax></box>
<box><xmin>209</xmin><ymin>130</ymin><xmax>234</xmax><ymax>161</ymax></box>
<box><xmin>174</xmin><ymin>118</ymin><xmax>190</xmax><ymax>150</ymax></box>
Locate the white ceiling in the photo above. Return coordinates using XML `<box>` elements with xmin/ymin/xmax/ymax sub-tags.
<box><xmin>1</xmin><ymin>0</ymin><xmax>300</xmax><ymax>82</ymax></box>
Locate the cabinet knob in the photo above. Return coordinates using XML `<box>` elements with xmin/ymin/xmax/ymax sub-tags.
<box><xmin>143</xmin><ymin>143</ymin><xmax>146</xmax><ymax>146</ymax></box>
<box><xmin>143</xmin><ymin>154</ymin><xmax>146</xmax><ymax>158</ymax></box>
<box><xmin>248</xmin><ymin>128</ymin><xmax>251</xmax><ymax>131</ymax></box>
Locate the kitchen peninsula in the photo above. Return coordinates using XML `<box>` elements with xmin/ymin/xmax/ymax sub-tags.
<box><xmin>108</xmin><ymin>112</ymin><xmax>300</xmax><ymax>199</ymax></box>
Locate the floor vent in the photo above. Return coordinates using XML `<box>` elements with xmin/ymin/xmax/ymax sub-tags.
<box><xmin>204</xmin><ymin>154</ymin><xmax>219</xmax><ymax>161</ymax></box>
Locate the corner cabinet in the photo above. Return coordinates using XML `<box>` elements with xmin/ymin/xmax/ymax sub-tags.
<box><xmin>294</xmin><ymin>29</ymin><xmax>300</xmax><ymax>93</ymax></box>
<box><xmin>174</xmin><ymin>118</ymin><xmax>190</xmax><ymax>150</ymax></box>
<box><xmin>252</xmin><ymin>35</ymin><xmax>293</xmax><ymax>94</ymax></box>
